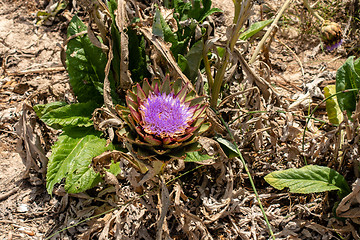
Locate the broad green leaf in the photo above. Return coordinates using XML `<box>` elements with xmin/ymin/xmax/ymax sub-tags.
<box><xmin>239</xmin><ymin>19</ymin><xmax>273</xmax><ymax>40</ymax></box>
<box><xmin>66</xmin><ymin>15</ymin><xmax>107</xmax><ymax>104</ymax></box>
<box><xmin>324</xmin><ymin>85</ymin><xmax>343</xmax><ymax>125</ymax></box>
<box><xmin>46</xmin><ymin>127</ymin><xmax>113</xmax><ymax>194</ymax></box>
<box><xmin>264</xmin><ymin>165</ymin><xmax>351</xmax><ymax>198</ymax></box>
<box><xmin>39</xmin><ymin>101</ymin><xmax>97</xmax><ymax>129</ymax></box>
<box><xmin>34</xmin><ymin>101</ymin><xmax>67</xmax><ymax>119</ymax></box>
<box><xmin>214</xmin><ymin>136</ymin><xmax>240</xmax><ymax>158</ymax></box>
<box><xmin>178</xmin><ymin>40</ymin><xmax>204</xmax><ymax>81</ymax></box>
<box><xmin>184</xmin><ymin>151</ymin><xmax>213</xmax><ymax>162</ymax></box>
<box><xmin>336</xmin><ymin>56</ymin><xmax>360</xmax><ymax>118</ymax></box>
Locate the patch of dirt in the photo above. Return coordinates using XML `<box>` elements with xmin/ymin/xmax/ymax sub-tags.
<box><xmin>0</xmin><ymin>1</ymin><xmax>67</xmax><ymax>239</ymax></box>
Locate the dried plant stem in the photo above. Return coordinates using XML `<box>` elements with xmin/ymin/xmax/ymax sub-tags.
<box><xmin>302</xmin><ymin>0</ymin><xmax>324</xmax><ymax>22</ymax></box>
<box><xmin>210</xmin><ymin>0</ymin><xmax>252</xmax><ymax>108</ymax></box>
<box><xmin>214</xmin><ymin>108</ymin><xmax>275</xmax><ymax>240</ymax></box>
<box><xmin>249</xmin><ymin>0</ymin><xmax>293</xmax><ymax>65</ymax></box>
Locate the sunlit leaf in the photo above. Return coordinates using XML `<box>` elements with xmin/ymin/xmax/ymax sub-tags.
<box><xmin>239</xmin><ymin>19</ymin><xmax>273</xmax><ymax>40</ymax></box>
<box><xmin>324</xmin><ymin>85</ymin><xmax>343</xmax><ymax>125</ymax></box>
<box><xmin>66</xmin><ymin>15</ymin><xmax>107</xmax><ymax>104</ymax></box>
<box><xmin>184</xmin><ymin>151</ymin><xmax>213</xmax><ymax>162</ymax></box>
<box><xmin>264</xmin><ymin>165</ymin><xmax>351</xmax><ymax>198</ymax></box>
<box><xmin>33</xmin><ymin>101</ymin><xmax>67</xmax><ymax>119</ymax></box>
<box><xmin>46</xmin><ymin>127</ymin><xmax>114</xmax><ymax>194</ymax></box>
<box><xmin>37</xmin><ymin>101</ymin><xmax>97</xmax><ymax>129</ymax></box>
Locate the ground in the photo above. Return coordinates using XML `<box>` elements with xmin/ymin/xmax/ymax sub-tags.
<box><xmin>0</xmin><ymin>0</ymin><xmax>359</xmax><ymax>239</ymax></box>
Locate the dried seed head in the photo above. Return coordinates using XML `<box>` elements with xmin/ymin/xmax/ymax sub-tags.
<box><xmin>320</xmin><ymin>21</ymin><xmax>343</xmax><ymax>51</ymax></box>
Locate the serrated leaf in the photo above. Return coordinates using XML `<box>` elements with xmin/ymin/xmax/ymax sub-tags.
<box><xmin>46</xmin><ymin>127</ymin><xmax>113</xmax><ymax>194</ymax></box>
<box><xmin>324</xmin><ymin>85</ymin><xmax>343</xmax><ymax>125</ymax></box>
<box><xmin>184</xmin><ymin>151</ymin><xmax>213</xmax><ymax>162</ymax></box>
<box><xmin>39</xmin><ymin>101</ymin><xmax>97</xmax><ymax>129</ymax></box>
<box><xmin>214</xmin><ymin>136</ymin><xmax>240</xmax><ymax>158</ymax></box>
<box><xmin>34</xmin><ymin>101</ymin><xmax>67</xmax><ymax>119</ymax></box>
<box><xmin>239</xmin><ymin>19</ymin><xmax>273</xmax><ymax>40</ymax></box>
<box><xmin>264</xmin><ymin>165</ymin><xmax>351</xmax><ymax>198</ymax></box>
<box><xmin>336</xmin><ymin>56</ymin><xmax>360</xmax><ymax>118</ymax></box>
<box><xmin>66</xmin><ymin>15</ymin><xmax>107</xmax><ymax>104</ymax></box>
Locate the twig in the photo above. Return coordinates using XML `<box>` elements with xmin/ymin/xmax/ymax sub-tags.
<box><xmin>0</xmin><ymin>187</ymin><xmax>19</xmax><ymax>201</ymax></box>
<box><xmin>6</xmin><ymin>66</ymin><xmax>66</xmax><ymax>76</ymax></box>
<box><xmin>303</xmin><ymin>0</ymin><xmax>324</xmax><ymax>22</ymax></box>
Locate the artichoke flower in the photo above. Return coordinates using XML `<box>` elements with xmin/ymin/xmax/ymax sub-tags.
<box><xmin>116</xmin><ymin>76</ymin><xmax>209</xmax><ymax>172</ymax></box>
<box><xmin>320</xmin><ymin>21</ymin><xmax>343</xmax><ymax>51</ymax></box>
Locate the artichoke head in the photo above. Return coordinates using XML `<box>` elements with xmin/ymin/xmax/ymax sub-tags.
<box><xmin>320</xmin><ymin>21</ymin><xmax>343</xmax><ymax>51</ymax></box>
<box><xmin>116</xmin><ymin>76</ymin><xmax>209</xmax><ymax>166</ymax></box>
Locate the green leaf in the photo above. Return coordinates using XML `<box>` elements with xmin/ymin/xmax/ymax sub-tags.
<box><xmin>106</xmin><ymin>160</ymin><xmax>122</xmax><ymax>176</ymax></box>
<box><xmin>36</xmin><ymin>1</ymin><xmax>67</xmax><ymax>25</ymax></box>
<box><xmin>39</xmin><ymin>101</ymin><xmax>97</xmax><ymax>129</ymax></box>
<box><xmin>184</xmin><ymin>151</ymin><xmax>213</xmax><ymax>162</ymax></box>
<box><xmin>128</xmin><ymin>28</ymin><xmax>151</xmax><ymax>82</ymax></box>
<box><xmin>34</xmin><ymin>101</ymin><xmax>67</xmax><ymax>119</ymax></box>
<box><xmin>66</xmin><ymin>15</ymin><xmax>107</xmax><ymax>104</ymax></box>
<box><xmin>239</xmin><ymin>19</ymin><xmax>273</xmax><ymax>40</ymax></box>
<box><xmin>214</xmin><ymin>136</ymin><xmax>240</xmax><ymax>158</ymax></box>
<box><xmin>178</xmin><ymin>40</ymin><xmax>204</xmax><ymax>81</ymax></box>
<box><xmin>46</xmin><ymin>127</ymin><xmax>114</xmax><ymax>194</ymax></box>
<box><xmin>264</xmin><ymin>165</ymin><xmax>351</xmax><ymax>198</ymax></box>
<box><xmin>152</xmin><ymin>8</ymin><xmax>164</xmax><ymax>38</ymax></box>
<box><xmin>324</xmin><ymin>85</ymin><xmax>343</xmax><ymax>125</ymax></box>
<box><xmin>336</xmin><ymin>56</ymin><xmax>360</xmax><ymax>118</ymax></box>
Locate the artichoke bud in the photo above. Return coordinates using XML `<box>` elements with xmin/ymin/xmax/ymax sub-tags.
<box><xmin>116</xmin><ymin>75</ymin><xmax>210</xmax><ymax>164</ymax></box>
<box><xmin>320</xmin><ymin>21</ymin><xmax>343</xmax><ymax>51</ymax></box>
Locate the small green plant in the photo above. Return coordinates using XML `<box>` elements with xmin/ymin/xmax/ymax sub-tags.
<box><xmin>34</xmin><ymin>15</ymin><xmax>117</xmax><ymax>194</ymax></box>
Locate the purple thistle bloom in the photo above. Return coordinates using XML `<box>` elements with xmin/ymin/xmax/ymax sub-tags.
<box><xmin>119</xmin><ymin>76</ymin><xmax>209</xmax><ymax>163</ymax></box>
<box><xmin>139</xmin><ymin>92</ymin><xmax>195</xmax><ymax>138</ymax></box>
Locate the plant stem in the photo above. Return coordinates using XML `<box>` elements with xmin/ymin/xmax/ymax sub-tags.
<box><xmin>302</xmin><ymin>0</ymin><xmax>324</xmax><ymax>22</ymax></box>
<box><xmin>210</xmin><ymin>0</ymin><xmax>252</xmax><ymax>108</ymax></box>
<box><xmin>249</xmin><ymin>0</ymin><xmax>293</xmax><ymax>65</ymax></box>
<box><xmin>203</xmin><ymin>49</ymin><xmax>214</xmax><ymax>89</ymax></box>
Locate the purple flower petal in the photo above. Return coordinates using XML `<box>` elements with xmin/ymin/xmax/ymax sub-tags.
<box><xmin>139</xmin><ymin>92</ymin><xmax>195</xmax><ymax>138</ymax></box>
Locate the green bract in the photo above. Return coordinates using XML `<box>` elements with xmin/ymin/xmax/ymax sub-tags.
<box><xmin>116</xmin><ymin>76</ymin><xmax>209</xmax><ymax>165</ymax></box>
